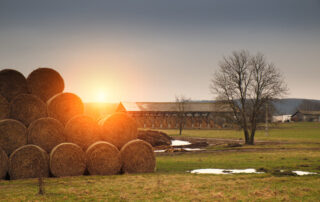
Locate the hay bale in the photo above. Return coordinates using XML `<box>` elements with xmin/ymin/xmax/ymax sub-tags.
<box><xmin>86</xmin><ymin>141</ymin><xmax>121</xmax><ymax>175</ymax></box>
<box><xmin>47</xmin><ymin>93</ymin><xmax>84</xmax><ymax>125</ymax></box>
<box><xmin>28</xmin><ymin>117</ymin><xmax>65</xmax><ymax>153</ymax></box>
<box><xmin>27</xmin><ymin>67</ymin><xmax>65</xmax><ymax>102</ymax></box>
<box><xmin>0</xmin><ymin>147</ymin><xmax>8</xmax><ymax>179</ymax></box>
<box><xmin>9</xmin><ymin>145</ymin><xmax>49</xmax><ymax>180</ymax></box>
<box><xmin>64</xmin><ymin>115</ymin><xmax>101</xmax><ymax>151</ymax></box>
<box><xmin>0</xmin><ymin>119</ymin><xmax>27</xmax><ymax>155</ymax></box>
<box><xmin>0</xmin><ymin>94</ymin><xmax>10</xmax><ymax>120</ymax></box>
<box><xmin>50</xmin><ymin>143</ymin><xmax>86</xmax><ymax>177</ymax></box>
<box><xmin>99</xmin><ymin>112</ymin><xmax>138</xmax><ymax>149</ymax></box>
<box><xmin>120</xmin><ymin>139</ymin><xmax>156</xmax><ymax>173</ymax></box>
<box><xmin>138</xmin><ymin>130</ymin><xmax>172</xmax><ymax>147</ymax></box>
<box><xmin>10</xmin><ymin>94</ymin><xmax>47</xmax><ymax>126</ymax></box>
<box><xmin>0</xmin><ymin>69</ymin><xmax>28</xmax><ymax>101</ymax></box>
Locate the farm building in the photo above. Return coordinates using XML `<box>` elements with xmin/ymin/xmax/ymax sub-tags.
<box><xmin>84</xmin><ymin>102</ymin><xmax>234</xmax><ymax>129</ymax></box>
<box><xmin>291</xmin><ymin>110</ymin><xmax>320</xmax><ymax>122</ymax></box>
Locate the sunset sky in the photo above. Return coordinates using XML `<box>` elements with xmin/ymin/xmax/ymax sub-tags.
<box><xmin>1</xmin><ymin>0</ymin><xmax>320</xmax><ymax>102</ymax></box>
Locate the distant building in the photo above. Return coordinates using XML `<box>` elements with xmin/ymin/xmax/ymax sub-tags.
<box><xmin>291</xmin><ymin>110</ymin><xmax>320</xmax><ymax>122</ymax></box>
<box><xmin>84</xmin><ymin>102</ymin><xmax>234</xmax><ymax>129</ymax></box>
<box><xmin>120</xmin><ymin>102</ymin><xmax>234</xmax><ymax>129</ymax></box>
<box><xmin>272</xmin><ymin>115</ymin><xmax>292</xmax><ymax>123</ymax></box>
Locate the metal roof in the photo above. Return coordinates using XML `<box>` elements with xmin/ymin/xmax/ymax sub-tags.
<box><xmin>122</xmin><ymin>102</ymin><xmax>232</xmax><ymax>112</ymax></box>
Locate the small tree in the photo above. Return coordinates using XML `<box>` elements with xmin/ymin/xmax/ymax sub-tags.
<box><xmin>175</xmin><ymin>95</ymin><xmax>190</xmax><ymax>135</ymax></box>
<box><xmin>210</xmin><ymin>50</ymin><xmax>287</xmax><ymax>145</ymax></box>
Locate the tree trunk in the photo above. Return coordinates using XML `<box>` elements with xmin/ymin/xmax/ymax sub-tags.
<box><xmin>249</xmin><ymin>131</ymin><xmax>255</xmax><ymax>145</ymax></box>
<box><xmin>243</xmin><ymin>128</ymin><xmax>250</xmax><ymax>144</ymax></box>
<box><xmin>179</xmin><ymin>122</ymin><xmax>182</xmax><ymax>135</ymax></box>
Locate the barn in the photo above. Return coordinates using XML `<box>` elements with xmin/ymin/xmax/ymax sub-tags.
<box><xmin>84</xmin><ymin>102</ymin><xmax>233</xmax><ymax>129</ymax></box>
<box><xmin>291</xmin><ymin>110</ymin><xmax>320</xmax><ymax>122</ymax></box>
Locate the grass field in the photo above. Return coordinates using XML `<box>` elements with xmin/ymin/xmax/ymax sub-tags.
<box><xmin>0</xmin><ymin>122</ymin><xmax>320</xmax><ymax>201</ymax></box>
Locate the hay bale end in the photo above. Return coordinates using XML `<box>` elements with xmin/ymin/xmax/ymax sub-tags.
<box><xmin>64</xmin><ymin>115</ymin><xmax>101</xmax><ymax>151</ymax></box>
<box><xmin>100</xmin><ymin>112</ymin><xmax>138</xmax><ymax>149</ymax></box>
<box><xmin>86</xmin><ymin>141</ymin><xmax>121</xmax><ymax>175</ymax></box>
<box><xmin>9</xmin><ymin>145</ymin><xmax>49</xmax><ymax>180</ymax></box>
<box><xmin>27</xmin><ymin>67</ymin><xmax>64</xmax><ymax>102</ymax></box>
<box><xmin>0</xmin><ymin>119</ymin><xmax>27</xmax><ymax>155</ymax></box>
<box><xmin>28</xmin><ymin>117</ymin><xmax>65</xmax><ymax>153</ymax></box>
<box><xmin>50</xmin><ymin>143</ymin><xmax>86</xmax><ymax>177</ymax></box>
<box><xmin>47</xmin><ymin>93</ymin><xmax>84</xmax><ymax>125</ymax></box>
<box><xmin>10</xmin><ymin>94</ymin><xmax>47</xmax><ymax>126</ymax></box>
<box><xmin>120</xmin><ymin>139</ymin><xmax>156</xmax><ymax>174</ymax></box>
<box><xmin>0</xmin><ymin>69</ymin><xmax>28</xmax><ymax>101</ymax></box>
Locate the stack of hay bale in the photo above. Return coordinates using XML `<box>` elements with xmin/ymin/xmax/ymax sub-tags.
<box><xmin>0</xmin><ymin>68</ymin><xmax>156</xmax><ymax>180</ymax></box>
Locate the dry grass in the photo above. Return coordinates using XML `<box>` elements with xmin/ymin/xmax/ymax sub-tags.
<box><xmin>0</xmin><ymin>174</ymin><xmax>319</xmax><ymax>201</ymax></box>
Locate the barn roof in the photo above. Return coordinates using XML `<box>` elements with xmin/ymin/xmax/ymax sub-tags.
<box><xmin>121</xmin><ymin>102</ymin><xmax>232</xmax><ymax>112</ymax></box>
<box><xmin>296</xmin><ymin>110</ymin><xmax>320</xmax><ymax>116</ymax></box>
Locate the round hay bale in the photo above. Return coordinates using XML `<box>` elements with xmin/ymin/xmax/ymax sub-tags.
<box><xmin>64</xmin><ymin>115</ymin><xmax>101</xmax><ymax>151</ymax></box>
<box><xmin>27</xmin><ymin>67</ymin><xmax>65</xmax><ymax>102</ymax></box>
<box><xmin>120</xmin><ymin>139</ymin><xmax>156</xmax><ymax>173</ymax></box>
<box><xmin>0</xmin><ymin>69</ymin><xmax>28</xmax><ymax>101</ymax></box>
<box><xmin>50</xmin><ymin>143</ymin><xmax>86</xmax><ymax>177</ymax></box>
<box><xmin>0</xmin><ymin>119</ymin><xmax>27</xmax><ymax>155</ymax></box>
<box><xmin>99</xmin><ymin>112</ymin><xmax>138</xmax><ymax>149</ymax></box>
<box><xmin>9</xmin><ymin>145</ymin><xmax>49</xmax><ymax>180</ymax></box>
<box><xmin>86</xmin><ymin>141</ymin><xmax>121</xmax><ymax>175</ymax></box>
<box><xmin>28</xmin><ymin>117</ymin><xmax>65</xmax><ymax>153</ymax></box>
<box><xmin>10</xmin><ymin>94</ymin><xmax>47</xmax><ymax>126</ymax></box>
<box><xmin>0</xmin><ymin>94</ymin><xmax>10</xmax><ymax>120</ymax></box>
<box><xmin>0</xmin><ymin>147</ymin><xmax>8</xmax><ymax>179</ymax></box>
<box><xmin>47</xmin><ymin>93</ymin><xmax>84</xmax><ymax>125</ymax></box>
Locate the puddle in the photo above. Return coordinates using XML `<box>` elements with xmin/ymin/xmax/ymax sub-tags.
<box><xmin>292</xmin><ymin>171</ymin><xmax>317</xmax><ymax>176</ymax></box>
<box><xmin>190</xmin><ymin>168</ymin><xmax>263</xmax><ymax>174</ymax></box>
<box><xmin>171</xmin><ymin>140</ymin><xmax>191</xmax><ymax>146</ymax></box>
<box><xmin>184</xmin><ymin>148</ymin><xmax>205</xmax><ymax>151</ymax></box>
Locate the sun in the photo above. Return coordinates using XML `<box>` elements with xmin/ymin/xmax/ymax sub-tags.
<box><xmin>96</xmin><ymin>91</ymin><xmax>108</xmax><ymax>103</ymax></box>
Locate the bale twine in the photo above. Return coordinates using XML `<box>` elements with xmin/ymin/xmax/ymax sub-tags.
<box><xmin>9</xmin><ymin>94</ymin><xmax>47</xmax><ymax>126</ymax></box>
<box><xmin>0</xmin><ymin>119</ymin><xmax>27</xmax><ymax>155</ymax></box>
<box><xmin>47</xmin><ymin>93</ymin><xmax>84</xmax><ymax>125</ymax></box>
<box><xmin>120</xmin><ymin>139</ymin><xmax>156</xmax><ymax>173</ymax></box>
<box><xmin>50</xmin><ymin>143</ymin><xmax>86</xmax><ymax>177</ymax></box>
<box><xmin>0</xmin><ymin>94</ymin><xmax>10</xmax><ymax>120</ymax></box>
<box><xmin>99</xmin><ymin>112</ymin><xmax>138</xmax><ymax>149</ymax></box>
<box><xmin>9</xmin><ymin>145</ymin><xmax>49</xmax><ymax>180</ymax></box>
<box><xmin>0</xmin><ymin>147</ymin><xmax>8</xmax><ymax>179</ymax></box>
<box><xmin>64</xmin><ymin>115</ymin><xmax>101</xmax><ymax>151</ymax></box>
<box><xmin>0</xmin><ymin>69</ymin><xmax>28</xmax><ymax>101</ymax></box>
<box><xmin>86</xmin><ymin>141</ymin><xmax>121</xmax><ymax>175</ymax></box>
<box><xmin>28</xmin><ymin>117</ymin><xmax>65</xmax><ymax>153</ymax></box>
<box><xmin>27</xmin><ymin>67</ymin><xmax>65</xmax><ymax>102</ymax></box>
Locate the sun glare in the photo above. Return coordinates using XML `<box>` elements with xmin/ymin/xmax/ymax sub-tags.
<box><xmin>96</xmin><ymin>91</ymin><xmax>108</xmax><ymax>103</ymax></box>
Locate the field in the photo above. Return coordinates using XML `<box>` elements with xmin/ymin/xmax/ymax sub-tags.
<box><xmin>1</xmin><ymin>122</ymin><xmax>320</xmax><ymax>201</ymax></box>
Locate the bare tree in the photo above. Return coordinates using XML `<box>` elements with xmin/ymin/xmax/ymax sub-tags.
<box><xmin>175</xmin><ymin>95</ymin><xmax>190</xmax><ymax>135</ymax></box>
<box><xmin>210</xmin><ymin>50</ymin><xmax>287</xmax><ymax>145</ymax></box>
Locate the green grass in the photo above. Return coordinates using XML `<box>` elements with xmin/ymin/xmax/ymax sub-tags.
<box><xmin>161</xmin><ymin>122</ymin><xmax>320</xmax><ymax>143</ymax></box>
<box><xmin>1</xmin><ymin>122</ymin><xmax>320</xmax><ymax>201</ymax></box>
